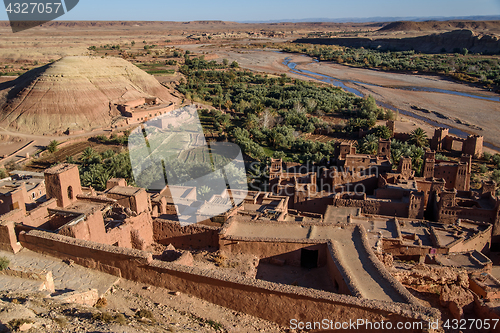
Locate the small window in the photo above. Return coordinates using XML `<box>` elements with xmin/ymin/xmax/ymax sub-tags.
<box><xmin>67</xmin><ymin>186</ymin><xmax>73</xmax><ymax>200</ymax></box>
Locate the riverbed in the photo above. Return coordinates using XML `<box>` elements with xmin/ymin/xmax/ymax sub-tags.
<box><xmin>210</xmin><ymin>48</ymin><xmax>500</xmax><ymax>151</ymax></box>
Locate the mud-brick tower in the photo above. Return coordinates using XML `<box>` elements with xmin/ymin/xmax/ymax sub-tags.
<box><xmin>397</xmin><ymin>157</ymin><xmax>413</xmax><ymax>180</ymax></box>
<box><xmin>44</xmin><ymin>164</ymin><xmax>82</xmax><ymax>208</ymax></box>
<box><xmin>377</xmin><ymin>138</ymin><xmax>391</xmax><ymax>160</ymax></box>
<box><xmin>463</xmin><ymin>135</ymin><xmax>483</xmax><ymax>159</ymax></box>
<box><xmin>423</xmin><ymin>150</ymin><xmax>436</xmax><ymax>179</ymax></box>
<box><xmin>430</xmin><ymin>128</ymin><xmax>449</xmax><ymax>151</ymax></box>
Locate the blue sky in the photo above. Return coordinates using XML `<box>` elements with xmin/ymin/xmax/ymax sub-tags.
<box><xmin>1</xmin><ymin>0</ymin><xmax>500</xmax><ymax>21</ymax></box>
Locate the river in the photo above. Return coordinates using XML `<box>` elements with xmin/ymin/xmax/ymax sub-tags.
<box><xmin>282</xmin><ymin>56</ymin><xmax>500</xmax><ymax>151</ymax></box>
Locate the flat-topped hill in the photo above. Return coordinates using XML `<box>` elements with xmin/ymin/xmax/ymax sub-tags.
<box><xmin>0</xmin><ymin>56</ymin><xmax>175</xmax><ymax>134</ymax></box>
<box><xmin>379</xmin><ymin>20</ymin><xmax>500</xmax><ymax>33</ymax></box>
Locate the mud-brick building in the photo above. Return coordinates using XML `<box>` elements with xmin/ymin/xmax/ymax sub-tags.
<box><xmin>116</xmin><ymin>97</ymin><xmax>177</xmax><ymax>125</ymax></box>
<box><xmin>422</xmin><ymin>150</ymin><xmax>471</xmax><ymax>191</ymax></box>
<box><xmin>269</xmin><ymin>158</ymin><xmax>317</xmax><ymax>209</ymax></box>
<box><xmin>0</xmin><ymin>171</ymin><xmax>46</xmax><ymax>216</ymax></box>
<box><xmin>434</xmin><ymin>181</ymin><xmax>500</xmax><ymax>238</ymax></box>
<box><xmin>320</xmin><ymin>139</ymin><xmax>392</xmax><ymax>194</ymax></box>
<box><xmin>1</xmin><ymin>164</ymin><xmax>155</xmax><ymax>251</ymax></box>
<box><xmin>430</xmin><ymin>127</ymin><xmax>483</xmax><ymax>158</ymax></box>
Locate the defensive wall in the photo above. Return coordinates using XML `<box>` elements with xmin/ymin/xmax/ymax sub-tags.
<box><xmin>17</xmin><ymin>229</ymin><xmax>439</xmax><ymax>332</ymax></box>
<box><xmin>219</xmin><ymin>218</ymin><xmax>419</xmax><ymax>305</ymax></box>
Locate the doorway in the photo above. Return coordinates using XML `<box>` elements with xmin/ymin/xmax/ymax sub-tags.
<box><xmin>300</xmin><ymin>249</ymin><xmax>318</xmax><ymax>269</ymax></box>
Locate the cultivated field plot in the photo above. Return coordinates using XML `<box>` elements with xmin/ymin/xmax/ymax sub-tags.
<box><xmin>26</xmin><ymin>141</ymin><xmax>124</xmax><ymax>171</ymax></box>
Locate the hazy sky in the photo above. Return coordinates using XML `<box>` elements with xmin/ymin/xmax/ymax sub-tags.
<box><xmin>1</xmin><ymin>0</ymin><xmax>500</xmax><ymax>21</ymax></box>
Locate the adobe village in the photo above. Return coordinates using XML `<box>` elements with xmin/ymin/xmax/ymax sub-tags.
<box><xmin>1</xmin><ymin>19</ymin><xmax>500</xmax><ymax>332</ymax></box>
<box><xmin>0</xmin><ymin>122</ymin><xmax>498</xmax><ymax>332</ymax></box>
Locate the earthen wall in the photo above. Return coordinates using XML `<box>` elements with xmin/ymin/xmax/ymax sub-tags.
<box><xmin>153</xmin><ymin>219</ymin><xmax>220</xmax><ymax>249</ymax></box>
<box><xmin>18</xmin><ymin>230</ymin><xmax>438</xmax><ymax>331</ymax></box>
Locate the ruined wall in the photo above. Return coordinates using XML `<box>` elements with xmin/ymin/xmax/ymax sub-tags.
<box><xmin>436</xmin><ymin>206</ymin><xmax>497</xmax><ymax>225</ymax></box>
<box><xmin>0</xmin><ymin>186</ymin><xmax>26</xmax><ymax>215</ymax></box>
<box><xmin>382</xmin><ymin>239</ymin><xmax>446</xmax><ymax>256</ymax></box>
<box><xmin>0</xmin><ymin>209</ymin><xmax>27</xmax><ymax>226</ymax></box>
<box><xmin>59</xmin><ymin>210</ymin><xmax>108</xmax><ymax>244</ymax></box>
<box><xmin>153</xmin><ymin>219</ymin><xmax>220</xmax><ymax>249</ymax></box>
<box><xmin>321</xmin><ymin>172</ymin><xmax>379</xmax><ymax>196</ymax></box>
<box><xmin>292</xmin><ymin>195</ymin><xmax>332</xmax><ymax>215</ymax></box>
<box><xmin>332</xmin><ymin>198</ymin><xmax>409</xmax><ymax>217</ymax></box>
<box><xmin>127</xmin><ymin>211</ymin><xmax>154</xmax><ymax>250</ymax></box>
<box><xmin>325</xmin><ymin>241</ymin><xmax>358</xmax><ymax>296</ymax></box>
<box><xmin>18</xmin><ymin>230</ymin><xmax>438</xmax><ymax>331</ymax></box>
<box><xmin>0</xmin><ymin>221</ymin><xmax>21</xmax><ymax>253</ymax></box>
<box><xmin>448</xmin><ymin>225</ymin><xmax>492</xmax><ymax>254</ymax></box>
<box><xmin>219</xmin><ymin>237</ymin><xmax>327</xmax><ymax>267</ymax></box>
<box><xmin>24</xmin><ymin>198</ymin><xmax>57</xmax><ymax>227</ymax></box>
<box><xmin>101</xmin><ymin>215</ymin><xmax>149</xmax><ymax>250</ymax></box>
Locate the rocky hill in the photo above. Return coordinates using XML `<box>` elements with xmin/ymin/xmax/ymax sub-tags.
<box><xmin>293</xmin><ymin>29</ymin><xmax>500</xmax><ymax>54</ymax></box>
<box><xmin>0</xmin><ymin>56</ymin><xmax>176</xmax><ymax>134</ymax></box>
<box><xmin>379</xmin><ymin>20</ymin><xmax>500</xmax><ymax>33</ymax></box>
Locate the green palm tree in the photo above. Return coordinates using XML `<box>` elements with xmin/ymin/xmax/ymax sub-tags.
<box><xmin>47</xmin><ymin>140</ymin><xmax>58</xmax><ymax>153</ymax></box>
<box><xmin>410</xmin><ymin>128</ymin><xmax>429</xmax><ymax>148</ymax></box>
<box><xmin>359</xmin><ymin>134</ymin><xmax>379</xmax><ymax>155</ymax></box>
<box><xmin>81</xmin><ymin>147</ymin><xmax>97</xmax><ymax>164</ymax></box>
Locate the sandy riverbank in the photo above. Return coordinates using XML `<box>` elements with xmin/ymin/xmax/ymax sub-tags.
<box><xmin>212</xmin><ymin>48</ymin><xmax>500</xmax><ymax>152</ymax></box>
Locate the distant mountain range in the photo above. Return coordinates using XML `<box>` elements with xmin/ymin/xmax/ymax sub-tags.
<box><xmin>240</xmin><ymin>15</ymin><xmax>500</xmax><ymax>24</ymax></box>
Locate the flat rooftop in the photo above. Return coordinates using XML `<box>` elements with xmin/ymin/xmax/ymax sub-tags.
<box><xmin>107</xmin><ymin>186</ymin><xmax>144</xmax><ymax>196</ymax></box>
<box><xmin>324</xmin><ymin>206</ymin><xmax>360</xmax><ymax>224</ymax></box>
<box><xmin>44</xmin><ymin>163</ymin><xmax>77</xmax><ymax>175</ymax></box>
<box><xmin>0</xmin><ymin>177</ymin><xmax>44</xmax><ymax>195</ymax></box>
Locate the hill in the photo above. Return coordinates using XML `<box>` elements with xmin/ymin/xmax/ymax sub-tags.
<box><xmin>378</xmin><ymin>20</ymin><xmax>500</xmax><ymax>33</ymax></box>
<box><xmin>0</xmin><ymin>56</ymin><xmax>175</xmax><ymax>134</ymax></box>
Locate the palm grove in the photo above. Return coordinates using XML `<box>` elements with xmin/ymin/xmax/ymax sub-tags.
<box><xmin>40</xmin><ymin>54</ymin><xmax>435</xmax><ymax>192</ymax></box>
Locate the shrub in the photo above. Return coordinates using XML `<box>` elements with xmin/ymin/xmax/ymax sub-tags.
<box><xmin>492</xmin><ymin>154</ymin><xmax>500</xmax><ymax>167</ymax></box>
<box><xmin>135</xmin><ymin>309</ymin><xmax>154</xmax><ymax>321</ymax></box>
<box><xmin>435</xmin><ymin>154</ymin><xmax>449</xmax><ymax>161</ymax></box>
<box><xmin>491</xmin><ymin>169</ymin><xmax>500</xmax><ymax>183</ymax></box>
<box><xmin>479</xmin><ymin>164</ymin><xmax>488</xmax><ymax>174</ymax></box>
<box><xmin>54</xmin><ymin>316</ymin><xmax>68</xmax><ymax>327</ymax></box>
<box><xmin>206</xmin><ymin>319</ymin><xmax>223</xmax><ymax>331</ymax></box>
<box><xmin>47</xmin><ymin>140</ymin><xmax>59</xmax><ymax>153</ymax></box>
<box><xmin>94</xmin><ymin>297</ymin><xmax>107</xmax><ymax>308</ymax></box>
<box><xmin>92</xmin><ymin>312</ymin><xmax>114</xmax><ymax>323</ymax></box>
<box><xmin>8</xmin><ymin>319</ymin><xmax>33</xmax><ymax>330</ymax></box>
<box><xmin>0</xmin><ymin>256</ymin><xmax>10</xmax><ymax>270</ymax></box>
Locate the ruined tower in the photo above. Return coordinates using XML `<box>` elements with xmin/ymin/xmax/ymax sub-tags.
<box><xmin>377</xmin><ymin>138</ymin><xmax>391</xmax><ymax>160</ymax></box>
<box><xmin>439</xmin><ymin>189</ymin><xmax>457</xmax><ymax>208</ymax></box>
<box><xmin>423</xmin><ymin>150</ymin><xmax>436</xmax><ymax>179</ymax></box>
<box><xmin>397</xmin><ymin>157</ymin><xmax>413</xmax><ymax>180</ymax></box>
<box><xmin>338</xmin><ymin>142</ymin><xmax>353</xmax><ymax>160</ymax></box>
<box><xmin>430</xmin><ymin>128</ymin><xmax>449</xmax><ymax>151</ymax></box>
<box><xmin>44</xmin><ymin>164</ymin><xmax>82</xmax><ymax>208</ymax></box>
<box><xmin>386</xmin><ymin>120</ymin><xmax>395</xmax><ymax>138</ymax></box>
<box><xmin>455</xmin><ymin>162</ymin><xmax>470</xmax><ymax>191</ymax></box>
<box><xmin>463</xmin><ymin>135</ymin><xmax>483</xmax><ymax>159</ymax></box>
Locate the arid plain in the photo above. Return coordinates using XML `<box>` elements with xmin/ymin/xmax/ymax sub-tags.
<box><xmin>0</xmin><ymin>20</ymin><xmax>499</xmax><ymax>162</ymax></box>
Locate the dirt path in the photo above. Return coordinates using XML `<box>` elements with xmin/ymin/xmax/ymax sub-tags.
<box><xmin>333</xmin><ymin>233</ymin><xmax>406</xmax><ymax>303</ymax></box>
